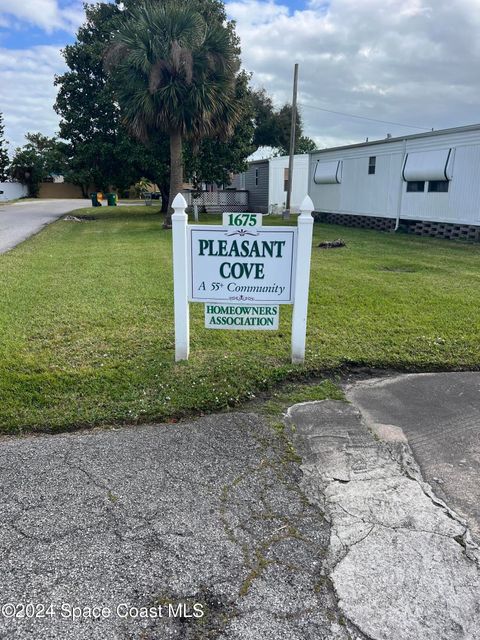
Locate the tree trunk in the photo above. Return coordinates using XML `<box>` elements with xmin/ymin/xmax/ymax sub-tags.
<box><xmin>159</xmin><ymin>182</ymin><xmax>169</xmax><ymax>214</ymax></box>
<box><xmin>166</xmin><ymin>130</ymin><xmax>183</xmax><ymax>228</ymax></box>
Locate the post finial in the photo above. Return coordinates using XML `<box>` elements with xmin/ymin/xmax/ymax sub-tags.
<box><xmin>172</xmin><ymin>193</ymin><xmax>187</xmax><ymax>209</ymax></box>
<box><xmin>300</xmin><ymin>195</ymin><xmax>314</xmax><ymax>215</ymax></box>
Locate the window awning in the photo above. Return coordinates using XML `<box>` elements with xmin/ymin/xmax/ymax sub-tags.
<box><xmin>402</xmin><ymin>148</ymin><xmax>453</xmax><ymax>182</ymax></box>
<box><xmin>313</xmin><ymin>160</ymin><xmax>342</xmax><ymax>184</ymax></box>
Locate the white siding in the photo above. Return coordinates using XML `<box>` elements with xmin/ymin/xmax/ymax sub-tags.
<box><xmin>308</xmin><ymin>126</ymin><xmax>480</xmax><ymax>225</ymax></box>
<box><xmin>268</xmin><ymin>155</ymin><xmax>309</xmax><ymax>210</ymax></box>
<box><xmin>0</xmin><ymin>183</ymin><xmax>28</xmax><ymax>201</ymax></box>
<box><xmin>340</xmin><ymin>152</ymin><xmax>404</xmax><ymax>217</ymax></box>
<box><xmin>449</xmin><ymin>145</ymin><xmax>480</xmax><ymax>224</ymax></box>
<box><xmin>309</xmin><ymin>141</ymin><xmax>405</xmax><ymax>219</ymax></box>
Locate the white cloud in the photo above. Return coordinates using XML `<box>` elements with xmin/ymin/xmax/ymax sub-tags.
<box><xmin>0</xmin><ymin>46</ymin><xmax>66</xmax><ymax>151</ymax></box>
<box><xmin>0</xmin><ymin>1</ymin><xmax>89</xmax><ymax>151</ymax></box>
<box><xmin>228</xmin><ymin>0</ymin><xmax>480</xmax><ymax>148</ymax></box>
<box><xmin>228</xmin><ymin>0</ymin><xmax>288</xmax><ymax>24</ymax></box>
<box><xmin>2</xmin><ymin>0</ymin><xmax>480</xmax><ymax>153</ymax></box>
<box><xmin>0</xmin><ymin>0</ymin><xmax>85</xmax><ymax>33</ymax></box>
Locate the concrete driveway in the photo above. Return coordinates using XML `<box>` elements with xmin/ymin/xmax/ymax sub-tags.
<box><xmin>289</xmin><ymin>398</ymin><xmax>480</xmax><ymax>640</ymax></box>
<box><xmin>347</xmin><ymin>372</ymin><xmax>480</xmax><ymax>541</ymax></box>
<box><xmin>0</xmin><ymin>199</ymin><xmax>89</xmax><ymax>254</ymax></box>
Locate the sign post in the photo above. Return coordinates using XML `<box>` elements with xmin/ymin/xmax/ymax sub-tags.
<box><xmin>291</xmin><ymin>196</ymin><xmax>314</xmax><ymax>363</ymax></box>
<box><xmin>172</xmin><ymin>193</ymin><xmax>189</xmax><ymax>361</ymax></box>
<box><xmin>171</xmin><ymin>194</ymin><xmax>314</xmax><ymax>364</ymax></box>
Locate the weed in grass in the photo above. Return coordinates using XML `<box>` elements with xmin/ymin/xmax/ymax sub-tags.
<box><xmin>107</xmin><ymin>491</ymin><xmax>119</xmax><ymax>504</ymax></box>
<box><xmin>260</xmin><ymin>380</ymin><xmax>345</xmax><ymax>417</ymax></box>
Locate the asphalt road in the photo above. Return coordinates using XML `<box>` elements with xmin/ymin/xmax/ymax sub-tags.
<box><xmin>0</xmin><ymin>199</ymin><xmax>89</xmax><ymax>254</ymax></box>
<box><xmin>1</xmin><ymin>393</ymin><xmax>479</xmax><ymax>639</ymax></box>
<box><xmin>347</xmin><ymin>372</ymin><xmax>480</xmax><ymax>541</ymax></box>
<box><xmin>0</xmin><ymin>413</ymin><xmax>342</xmax><ymax>640</ymax></box>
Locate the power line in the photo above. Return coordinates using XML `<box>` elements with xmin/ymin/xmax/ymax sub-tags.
<box><xmin>298</xmin><ymin>102</ymin><xmax>431</xmax><ymax>131</ymax></box>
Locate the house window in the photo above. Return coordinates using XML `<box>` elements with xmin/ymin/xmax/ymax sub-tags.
<box><xmin>406</xmin><ymin>181</ymin><xmax>425</xmax><ymax>192</ymax></box>
<box><xmin>428</xmin><ymin>180</ymin><xmax>449</xmax><ymax>193</ymax></box>
<box><xmin>284</xmin><ymin>167</ymin><xmax>289</xmax><ymax>192</ymax></box>
<box><xmin>255</xmin><ymin>169</ymin><xmax>258</xmax><ymax>186</ymax></box>
<box><xmin>368</xmin><ymin>156</ymin><xmax>376</xmax><ymax>175</ymax></box>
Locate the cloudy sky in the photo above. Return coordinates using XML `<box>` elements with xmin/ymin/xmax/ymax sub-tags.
<box><xmin>1</xmin><ymin>0</ymin><xmax>479</xmax><ymax>153</ymax></box>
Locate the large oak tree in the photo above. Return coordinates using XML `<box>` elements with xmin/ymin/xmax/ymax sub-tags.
<box><xmin>54</xmin><ymin>2</ymin><xmax>166</xmax><ymax>198</ymax></box>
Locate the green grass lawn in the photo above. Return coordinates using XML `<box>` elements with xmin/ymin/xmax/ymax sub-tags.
<box><xmin>1</xmin><ymin>204</ymin><xmax>479</xmax><ymax>433</ymax></box>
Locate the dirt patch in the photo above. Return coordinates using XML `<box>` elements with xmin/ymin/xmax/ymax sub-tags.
<box><xmin>318</xmin><ymin>239</ymin><xmax>346</xmax><ymax>249</ymax></box>
<box><xmin>63</xmin><ymin>215</ymin><xmax>97</xmax><ymax>222</ymax></box>
<box><xmin>378</xmin><ymin>265</ymin><xmax>416</xmax><ymax>272</ymax></box>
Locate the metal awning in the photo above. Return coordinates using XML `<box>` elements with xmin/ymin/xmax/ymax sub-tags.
<box><xmin>313</xmin><ymin>160</ymin><xmax>343</xmax><ymax>184</ymax></box>
<box><xmin>402</xmin><ymin>148</ymin><xmax>454</xmax><ymax>181</ymax></box>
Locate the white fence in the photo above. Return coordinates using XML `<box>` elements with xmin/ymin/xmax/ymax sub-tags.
<box><xmin>0</xmin><ymin>182</ymin><xmax>28</xmax><ymax>201</ymax></box>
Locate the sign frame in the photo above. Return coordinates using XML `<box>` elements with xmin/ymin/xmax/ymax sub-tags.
<box><xmin>171</xmin><ymin>195</ymin><xmax>315</xmax><ymax>364</ymax></box>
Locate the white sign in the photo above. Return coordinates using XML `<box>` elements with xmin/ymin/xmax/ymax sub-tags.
<box><xmin>188</xmin><ymin>226</ymin><xmax>297</xmax><ymax>304</ymax></box>
<box><xmin>171</xmin><ymin>193</ymin><xmax>314</xmax><ymax>363</ymax></box>
<box><xmin>205</xmin><ymin>304</ymin><xmax>279</xmax><ymax>330</ymax></box>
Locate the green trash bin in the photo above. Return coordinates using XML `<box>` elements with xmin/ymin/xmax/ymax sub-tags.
<box><xmin>106</xmin><ymin>193</ymin><xmax>117</xmax><ymax>207</ymax></box>
<box><xmin>90</xmin><ymin>192</ymin><xmax>100</xmax><ymax>207</ymax></box>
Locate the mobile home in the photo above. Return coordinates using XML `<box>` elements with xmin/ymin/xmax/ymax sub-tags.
<box><xmin>309</xmin><ymin>124</ymin><xmax>480</xmax><ymax>240</ymax></box>
<box><xmin>268</xmin><ymin>155</ymin><xmax>309</xmax><ymax>212</ymax></box>
<box><xmin>233</xmin><ymin>154</ymin><xmax>310</xmax><ymax>214</ymax></box>
<box><xmin>236</xmin><ymin>159</ymin><xmax>269</xmax><ymax>214</ymax></box>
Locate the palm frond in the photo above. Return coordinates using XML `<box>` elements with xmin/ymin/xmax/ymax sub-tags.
<box><xmin>106</xmin><ymin>0</ymin><xmax>243</xmax><ymax>143</ymax></box>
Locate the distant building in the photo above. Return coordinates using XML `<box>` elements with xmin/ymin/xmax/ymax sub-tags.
<box><xmin>232</xmin><ymin>159</ymin><xmax>269</xmax><ymax>214</ymax></box>
<box><xmin>0</xmin><ymin>181</ymin><xmax>28</xmax><ymax>201</ymax></box>
<box><xmin>232</xmin><ymin>154</ymin><xmax>310</xmax><ymax>214</ymax></box>
<box><xmin>269</xmin><ymin>155</ymin><xmax>309</xmax><ymax>212</ymax></box>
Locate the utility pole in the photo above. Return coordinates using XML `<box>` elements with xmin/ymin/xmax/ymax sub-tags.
<box><xmin>284</xmin><ymin>63</ymin><xmax>299</xmax><ymax>220</ymax></box>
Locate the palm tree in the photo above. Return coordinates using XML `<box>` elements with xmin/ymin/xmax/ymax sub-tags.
<box><xmin>105</xmin><ymin>0</ymin><xmax>242</xmax><ymax>227</ymax></box>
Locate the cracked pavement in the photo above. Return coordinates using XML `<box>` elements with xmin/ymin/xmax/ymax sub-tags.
<box><xmin>0</xmin><ymin>413</ymin><xmax>347</xmax><ymax>639</ymax></box>
<box><xmin>288</xmin><ymin>400</ymin><xmax>480</xmax><ymax>640</ymax></box>
<box><xmin>346</xmin><ymin>372</ymin><xmax>480</xmax><ymax>542</ymax></box>
<box><xmin>1</xmin><ymin>376</ymin><xmax>480</xmax><ymax>639</ymax></box>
